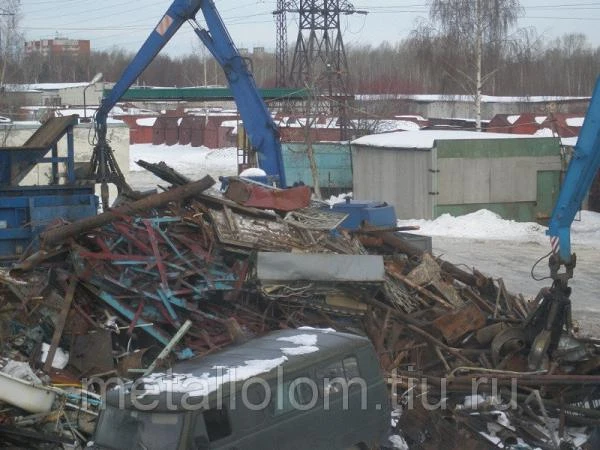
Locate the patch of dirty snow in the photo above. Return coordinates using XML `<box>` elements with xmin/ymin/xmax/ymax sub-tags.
<box><xmin>277</xmin><ymin>334</ymin><xmax>319</xmax><ymax>356</ymax></box>
<box><xmin>280</xmin><ymin>346</ymin><xmax>319</xmax><ymax>356</ymax></box>
<box><xmin>388</xmin><ymin>434</ymin><xmax>409</xmax><ymax>449</ymax></box>
<box><xmin>276</xmin><ymin>334</ymin><xmax>318</xmax><ymax>346</ymax></box>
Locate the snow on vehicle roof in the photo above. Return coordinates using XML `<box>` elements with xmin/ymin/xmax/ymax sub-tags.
<box><xmin>351</xmin><ymin>129</ymin><xmax>546</xmax><ymax>149</ymax></box>
<box><xmin>131</xmin><ymin>329</ymin><xmax>364</xmax><ymax>398</ymax></box>
<box><xmin>127</xmin><ymin>329</ymin><xmax>365</xmax><ymax>399</ymax></box>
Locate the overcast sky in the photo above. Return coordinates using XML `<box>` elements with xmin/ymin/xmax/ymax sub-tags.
<box><xmin>17</xmin><ymin>0</ymin><xmax>600</xmax><ymax>57</ymax></box>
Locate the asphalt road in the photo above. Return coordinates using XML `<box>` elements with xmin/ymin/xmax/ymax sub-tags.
<box><xmin>432</xmin><ymin>236</ymin><xmax>600</xmax><ymax>335</ymax></box>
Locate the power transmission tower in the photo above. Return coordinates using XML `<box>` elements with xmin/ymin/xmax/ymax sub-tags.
<box><xmin>284</xmin><ymin>1</ymin><xmax>365</xmax><ymax>138</ymax></box>
<box><xmin>289</xmin><ymin>1</ymin><xmax>364</xmax><ymax>96</ymax></box>
<box><xmin>273</xmin><ymin>0</ymin><xmax>295</xmax><ymax>88</ymax></box>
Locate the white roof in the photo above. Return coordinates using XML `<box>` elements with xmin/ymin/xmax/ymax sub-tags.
<box><xmin>351</xmin><ymin>130</ymin><xmax>555</xmax><ymax>149</ymax></box>
<box><xmin>136</xmin><ymin>117</ymin><xmax>157</xmax><ymax>127</ymax></box>
<box><xmin>5</xmin><ymin>82</ymin><xmax>90</xmax><ymax>92</ymax></box>
<box><xmin>356</xmin><ymin>93</ymin><xmax>590</xmax><ymax>103</ymax></box>
<box><xmin>566</xmin><ymin>117</ymin><xmax>584</xmax><ymax>127</ymax></box>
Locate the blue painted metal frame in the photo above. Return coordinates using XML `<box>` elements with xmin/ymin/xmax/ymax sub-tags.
<box><xmin>0</xmin><ymin>118</ymin><xmax>95</xmax><ymax>260</ymax></box>
<box><xmin>0</xmin><ymin>186</ymin><xmax>97</xmax><ymax>259</ymax></box>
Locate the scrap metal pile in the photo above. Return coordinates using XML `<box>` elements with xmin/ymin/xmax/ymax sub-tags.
<box><xmin>0</xmin><ymin>173</ymin><xmax>599</xmax><ymax>449</ymax></box>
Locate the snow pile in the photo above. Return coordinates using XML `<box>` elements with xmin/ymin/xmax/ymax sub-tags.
<box><xmin>571</xmin><ymin>210</ymin><xmax>600</xmax><ymax>247</ymax></box>
<box><xmin>397</xmin><ymin>209</ymin><xmax>545</xmax><ymax>243</ymax></box>
<box><xmin>397</xmin><ymin>209</ymin><xmax>600</xmax><ymax>249</ymax></box>
<box><xmin>240</xmin><ymin>167</ymin><xmax>267</xmax><ymax>177</ymax></box>
<box><xmin>130</xmin><ymin>144</ymin><xmax>238</xmax><ymax>177</ymax></box>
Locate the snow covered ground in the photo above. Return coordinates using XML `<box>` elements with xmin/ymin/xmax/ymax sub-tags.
<box><xmin>129</xmin><ymin>144</ymin><xmax>238</xmax><ymax>192</ymax></box>
<box><xmin>126</xmin><ymin>143</ymin><xmax>600</xmax><ymax>333</ymax></box>
<box><xmin>397</xmin><ymin>211</ymin><xmax>600</xmax><ymax>334</ymax></box>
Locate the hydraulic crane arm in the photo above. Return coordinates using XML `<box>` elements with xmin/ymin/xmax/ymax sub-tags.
<box><xmin>188</xmin><ymin>2</ymin><xmax>285</xmax><ymax>186</ymax></box>
<box><xmin>94</xmin><ymin>1</ymin><xmax>201</xmax><ymax>134</ymax></box>
<box><xmin>92</xmin><ymin>0</ymin><xmax>285</xmax><ymax>208</ymax></box>
<box><xmin>525</xmin><ymin>77</ymin><xmax>600</xmax><ymax>369</ymax></box>
<box><xmin>546</xmin><ymin>76</ymin><xmax>600</xmax><ymax>284</ymax></box>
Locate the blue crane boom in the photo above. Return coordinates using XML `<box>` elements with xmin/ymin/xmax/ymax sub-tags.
<box><xmin>546</xmin><ymin>76</ymin><xmax>600</xmax><ymax>284</ymax></box>
<box><xmin>90</xmin><ymin>0</ymin><xmax>285</xmax><ymax>208</ymax></box>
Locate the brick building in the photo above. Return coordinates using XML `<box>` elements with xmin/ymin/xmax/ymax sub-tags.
<box><xmin>25</xmin><ymin>38</ymin><xmax>91</xmax><ymax>58</ymax></box>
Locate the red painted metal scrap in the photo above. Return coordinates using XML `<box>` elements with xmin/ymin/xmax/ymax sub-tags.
<box><xmin>224</xmin><ymin>177</ymin><xmax>312</xmax><ymax>212</ymax></box>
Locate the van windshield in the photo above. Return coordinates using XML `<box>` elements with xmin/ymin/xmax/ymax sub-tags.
<box><xmin>94</xmin><ymin>406</ymin><xmax>183</xmax><ymax>450</ymax></box>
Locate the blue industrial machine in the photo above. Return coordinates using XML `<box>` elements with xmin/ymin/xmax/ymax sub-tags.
<box><xmin>524</xmin><ymin>76</ymin><xmax>600</xmax><ymax>369</ymax></box>
<box><xmin>327</xmin><ymin>198</ymin><xmax>397</xmax><ymax>230</ymax></box>
<box><xmin>90</xmin><ymin>0</ymin><xmax>397</xmax><ymax>232</ymax></box>
<box><xmin>547</xmin><ymin>76</ymin><xmax>600</xmax><ymax>286</ymax></box>
<box><xmin>0</xmin><ymin>115</ymin><xmax>98</xmax><ymax>261</ymax></box>
<box><xmin>90</xmin><ymin>0</ymin><xmax>285</xmax><ymax>210</ymax></box>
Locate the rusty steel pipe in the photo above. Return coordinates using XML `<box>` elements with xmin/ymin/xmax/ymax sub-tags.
<box><xmin>40</xmin><ymin>175</ymin><xmax>215</xmax><ymax>247</ymax></box>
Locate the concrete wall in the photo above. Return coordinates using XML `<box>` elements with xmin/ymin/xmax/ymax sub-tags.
<box><xmin>352</xmin><ymin>145</ymin><xmax>434</xmax><ymax>219</ymax></box>
<box><xmin>0</xmin><ymin>121</ymin><xmax>129</xmax><ymax>187</ymax></box>
<box><xmin>59</xmin><ymin>82</ymin><xmax>104</xmax><ymax>106</ymax></box>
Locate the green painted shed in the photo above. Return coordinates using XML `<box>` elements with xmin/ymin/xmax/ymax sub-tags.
<box><xmin>351</xmin><ymin>130</ymin><xmax>563</xmax><ymax>222</ymax></box>
<box><xmin>281</xmin><ymin>142</ymin><xmax>353</xmax><ymax>196</ymax></box>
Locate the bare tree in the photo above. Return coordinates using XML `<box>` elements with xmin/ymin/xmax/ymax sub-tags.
<box><xmin>425</xmin><ymin>0</ymin><xmax>522</xmax><ymax>129</ymax></box>
<box><xmin>0</xmin><ymin>0</ymin><xmax>22</xmax><ymax>87</ymax></box>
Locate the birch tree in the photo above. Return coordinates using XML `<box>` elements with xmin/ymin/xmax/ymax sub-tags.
<box><xmin>426</xmin><ymin>0</ymin><xmax>522</xmax><ymax>129</ymax></box>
